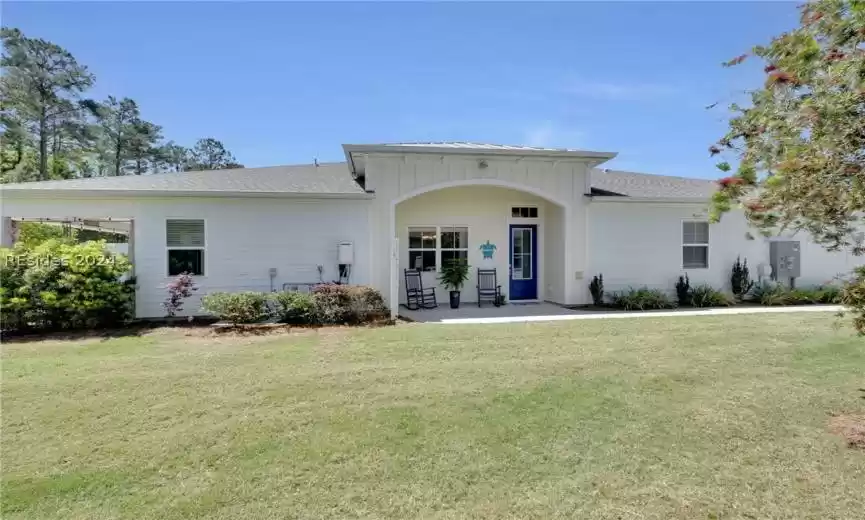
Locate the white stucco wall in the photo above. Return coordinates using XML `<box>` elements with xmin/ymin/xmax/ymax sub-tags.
<box><xmin>395</xmin><ymin>185</ymin><xmax>562</xmax><ymax>303</ymax></box>
<box><xmin>1</xmin><ymin>195</ymin><xmax>370</xmax><ymax>318</ymax></box>
<box><xmin>365</xmin><ymin>152</ymin><xmax>593</xmax><ymax>309</ymax></box>
<box><xmin>543</xmin><ymin>202</ymin><xmax>566</xmax><ymax>304</ymax></box>
<box><xmin>588</xmin><ymin>200</ymin><xmax>863</xmax><ymax>297</ymax></box>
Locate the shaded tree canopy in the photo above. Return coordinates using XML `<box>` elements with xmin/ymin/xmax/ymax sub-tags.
<box><xmin>1</xmin><ymin>27</ymin><xmax>243</xmax><ymax>183</ymax></box>
<box><xmin>710</xmin><ymin>0</ymin><xmax>865</xmax><ymax>253</ymax></box>
<box><xmin>186</xmin><ymin>138</ymin><xmax>244</xmax><ymax>172</ymax></box>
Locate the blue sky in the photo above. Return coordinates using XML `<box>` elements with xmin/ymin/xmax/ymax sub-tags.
<box><xmin>4</xmin><ymin>1</ymin><xmax>801</xmax><ymax>178</ymax></box>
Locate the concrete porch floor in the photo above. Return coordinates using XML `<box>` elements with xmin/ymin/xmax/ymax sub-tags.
<box><xmin>399</xmin><ymin>302</ymin><xmax>581</xmax><ymax>323</ymax></box>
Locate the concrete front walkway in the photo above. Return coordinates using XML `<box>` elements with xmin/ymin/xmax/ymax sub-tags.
<box><xmin>400</xmin><ymin>302</ymin><xmax>844</xmax><ymax>325</ymax></box>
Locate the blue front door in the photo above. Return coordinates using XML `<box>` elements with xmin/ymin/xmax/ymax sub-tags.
<box><xmin>509</xmin><ymin>224</ymin><xmax>537</xmax><ymax>300</ymax></box>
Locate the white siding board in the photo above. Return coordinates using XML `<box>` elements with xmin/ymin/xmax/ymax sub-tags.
<box><xmin>2</xmin><ymin>196</ymin><xmax>371</xmax><ymax>318</ymax></box>
<box><xmin>588</xmin><ymin>201</ymin><xmax>863</xmax><ymax>297</ymax></box>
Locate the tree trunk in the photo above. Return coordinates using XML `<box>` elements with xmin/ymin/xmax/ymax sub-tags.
<box><xmin>38</xmin><ymin>107</ymin><xmax>48</xmax><ymax>180</ymax></box>
<box><xmin>114</xmin><ymin>138</ymin><xmax>122</xmax><ymax>177</ymax></box>
<box><xmin>51</xmin><ymin>119</ymin><xmax>60</xmax><ymax>158</ymax></box>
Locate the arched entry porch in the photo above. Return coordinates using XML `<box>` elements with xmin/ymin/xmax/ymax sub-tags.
<box><xmin>388</xmin><ymin>180</ymin><xmax>572</xmax><ymax>317</ymax></box>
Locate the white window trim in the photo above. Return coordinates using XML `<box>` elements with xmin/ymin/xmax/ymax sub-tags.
<box><xmin>439</xmin><ymin>225</ymin><xmax>469</xmax><ymax>268</ymax></box>
<box><xmin>510</xmin><ymin>226</ymin><xmax>534</xmax><ymax>281</ymax></box>
<box><xmin>406</xmin><ymin>225</ymin><xmax>469</xmax><ymax>272</ymax></box>
<box><xmin>166</xmin><ymin>218</ymin><xmax>207</xmax><ymax>277</ymax></box>
<box><xmin>407</xmin><ymin>226</ymin><xmax>437</xmax><ymax>272</ymax></box>
<box><xmin>682</xmin><ymin>220</ymin><xmax>709</xmax><ymax>270</ymax></box>
<box><xmin>511</xmin><ymin>205</ymin><xmax>540</xmax><ymax>219</ymax></box>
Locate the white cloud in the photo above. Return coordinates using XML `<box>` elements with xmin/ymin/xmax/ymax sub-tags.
<box><xmin>523</xmin><ymin>122</ymin><xmax>585</xmax><ymax>149</ymax></box>
<box><xmin>559</xmin><ymin>78</ymin><xmax>678</xmax><ymax>101</ymax></box>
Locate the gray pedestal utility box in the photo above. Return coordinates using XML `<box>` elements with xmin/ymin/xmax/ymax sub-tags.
<box><xmin>769</xmin><ymin>240</ymin><xmax>801</xmax><ymax>280</ymax></box>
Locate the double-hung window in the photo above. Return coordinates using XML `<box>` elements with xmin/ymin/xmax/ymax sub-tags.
<box><xmin>682</xmin><ymin>221</ymin><xmax>709</xmax><ymax>269</ymax></box>
<box><xmin>408</xmin><ymin>227</ymin><xmax>437</xmax><ymax>272</ymax></box>
<box><xmin>407</xmin><ymin>226</ymin><xmax>469</xmax><ymax>271</ymax></box>
<box><xmin>167</xmin><ymin>219</ymin><xmax>205</xmax><ymax>275</ymax></box>
<box><xmin>440</xmin><ymin>226</ymin><xmax>469</xmax><ymax>266</ymax></box>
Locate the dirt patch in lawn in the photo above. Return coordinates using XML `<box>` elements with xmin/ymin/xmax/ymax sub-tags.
<box><xmin>828</xmin><ymin>414</ymin><xmax>865</xmax><ymax>449</ymax></box>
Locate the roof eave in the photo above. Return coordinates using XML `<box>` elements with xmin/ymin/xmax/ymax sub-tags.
<box><xmin>589</xmin><ymin>195</ymin><xmax>712</xmax><ymax>204</ymax></box>
<box><xmin>0</xmin><ymin>188</ymin><xmax>375</xmax><ymax>200</ymax></box>
<box><xmin>343</xmin><ymin>143</ymin><xmax>617</xmax><ymax>163</ymax></box>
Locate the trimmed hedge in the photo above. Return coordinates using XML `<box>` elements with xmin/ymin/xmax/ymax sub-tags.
<box><xmin>201</xmin><ymin>291</ymin><xmax>271</xmax><ymax>325</ymax></box>
<box><xmin>307</xmin><ymin>284</ymin><xmax>388</xmax><ymax>325</ymax></box>
<box><xmin>202</xmin><ymin>285</ymin><xmax>389</xmax><ymax>326</ymax></box>
<box><xmin>271</xmin><ymin>291</ymin><xmax>314</xmax><ymax>324</ymax></box>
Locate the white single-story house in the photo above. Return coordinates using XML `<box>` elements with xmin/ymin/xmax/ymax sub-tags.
<box><xmin>1</xmin><ymin>142</ymin><xmax>861</xmax><ymax>318</ymax></box>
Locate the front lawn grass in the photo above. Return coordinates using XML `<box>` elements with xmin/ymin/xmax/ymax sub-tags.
<box><xmin>2</xmin><ymin>313</ymin><xmax>864</xmax><ymax>519</ymax></box>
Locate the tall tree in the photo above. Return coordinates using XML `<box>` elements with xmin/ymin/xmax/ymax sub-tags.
<box><xmin>84</xmin><ymin>96</ymin><xmax>158</xmax><ymax>176</ymax></box>
<box><xmin>0</xmin><ymin>96</ymin><xmax>33</xmax><ymax>181</ymax></box>
<box><xmin>710</xmin><ymin>0</ymin><xmax>865</xmax><ymax>333</ymax></box>
<box><xmin>154</xmin><ymin>141</ymin><xmax>190</xmax><ymax>173</ymax></box>
<box><xmin>709</xmin><ymin>0</ymin><xmax>865</xmax><ymax>253</ymax></box>
<box><xmin>0</xmin><ymin>27</ymin><xmax>94</xmax><ymax>180</ymax></box>
<box><xmin>185</xmin><ymin>137</ymin><xmax>243</xmax><ymax>171</ymax></box>
<box><xmin>126</xmin><ymin>119</ymin><xmax>163</xmax><ymax>175</ymax></box>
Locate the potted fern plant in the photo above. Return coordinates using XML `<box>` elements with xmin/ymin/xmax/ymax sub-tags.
<box><xmin>438</xmin><ymin>259</ymin><xmax>470</xmax><ymax>309</ymax></box>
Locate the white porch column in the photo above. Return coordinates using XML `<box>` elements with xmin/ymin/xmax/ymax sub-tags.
<box><xmin>1</xmin><ymin>217</ymin><xmax>17</xmax><ymax>247</ymax></box>
<box><xmin>563</xmin><ymin>205</ymin><xmax>576</xmax><ymax>304</ymax></box>
<box><xmin>388</xmin><ymin>204</ymin><xmax>399</xmax><ymax>319</ymax></box>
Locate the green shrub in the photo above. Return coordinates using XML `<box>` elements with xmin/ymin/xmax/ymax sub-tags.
<box><xmin>674</xmin><ymin>274</ymin><xmax>691</xmax><ymax>306</ymax></box>
<box><xmin>218</xmin><ymin>285</ymin><xmax>388</xmax><ymax>326</ymax></box>
<box><xmin>310</xmin><ymin>283</ymin><xmax>353</xmax><ymax>324</ymax></box>
<box><xmin>785</xmin><ymin>288</ymin><xmax>821</xmax><ymax>305</ymax></box>
<box><xmin>201</xmin><ymin>291</ymin><xmax>271</xmax><ymax>324</ymax></box>
<box><xmin>751</xmin><ymin>282</ymin><xmax>841</xmax><ymax>306</ymax></box>
<box><xmin>345</xmin><ymin>285</ymin><xmax>388</xmax><ymax>323</ymax></box>
<box><xmin>15</xmin><ymin>222</ymin><xmax>77</xmax><ymax>247</ymax></box>
<box><xmin>689</xmin><ymin>284</ymin><xmax>733</xmax><ymax>307</ymax></box>
<box><xmin>271</xmin><ymin>291</ymin><xmax>314</xmax><ymax>324</ymax></box>
<box><xmin>730</xmin><ymin>256</ymin><xmax>755</xmax><ymax>300</ymax></box>
<box><xmin>841</xmin><ymin>266</ymin><xmax>865</xmax><ymax>335</ymax></box>
<box><xmin>813</xmin><ymin>285</ymin><xmax>842</xmax><ymax>304</ymax></box>
<box><xmin>611</xmin><ymin>287</ymin><xmax>676</xmax><ymax>311</ymax></box>
<box><xmin>0</xmin><ymin>239</ymin><xmax>134</xmax><ymax>332</ymax></box>
<box><xmin>750</xmin><ymin>281</ymin><xmax>784</xmax><ymax>304</ymax></box>
<box><xmin>589</xmin><ymin>274</ymin><xmax>604</xmax><ymax>305</ymax></box>
<box><xmin>301</xmin><ymin>284</ymin><xmax>389</xmax><ymax>325</ymax></box>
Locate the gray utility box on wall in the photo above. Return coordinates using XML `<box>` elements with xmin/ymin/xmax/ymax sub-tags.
<box><xmin>769</xmin><ymin>240</ymin><xmax>801</xmax><ymax>280</ymax></box>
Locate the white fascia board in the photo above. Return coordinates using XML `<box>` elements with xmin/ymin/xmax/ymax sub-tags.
<box><xmin>0</xmin><ymin>189</ymin><xmax>375</xmax><ymax>200</ymax></box>
<box><xmin>589</xmin><ymin>196</ymin><xmax>711</xmax><ymax>204</ymax></box>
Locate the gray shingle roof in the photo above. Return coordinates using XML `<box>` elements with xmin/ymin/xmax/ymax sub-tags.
<box><xmin>0</xmin><ymin>161</ymin><xmax>716</xmax><ymax>200</ymax></box>
<box><xmin>0</xmin><ymin>162</ymin><xmax>366</xmax><ymax>196</ymax></box>
<box><xmin>590</xmin><ymin>169</ymin><xmax>716</xmax><ymax>199</ymax></box>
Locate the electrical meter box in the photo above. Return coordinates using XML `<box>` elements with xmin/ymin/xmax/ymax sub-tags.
<box><xmin>337</xmin><ymin>242</ymin><xmax>354</xmax><ymax>265</ymax></box>
<box><xmin>769</xmin><ymin>240</ymin><xmax>801</xmax><ymax>280</ymax></box>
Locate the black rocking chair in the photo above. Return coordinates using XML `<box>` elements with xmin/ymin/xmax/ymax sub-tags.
<box><xmin>404</xmin><ymin>269</ymin><xmax>438</xmax><ymax>310</ymax></box>
<box><xmin>477</xmin><ymin>268</ymin><xmax>502</xmax><ymax>307</ymax></box>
